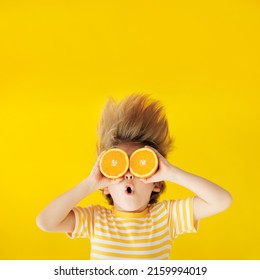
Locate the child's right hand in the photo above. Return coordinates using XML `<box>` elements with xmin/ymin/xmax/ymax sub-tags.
<box><xmin>87</xmin><ymin>150</ymin><xmax>124</xmax><ymax>190</ymax></box>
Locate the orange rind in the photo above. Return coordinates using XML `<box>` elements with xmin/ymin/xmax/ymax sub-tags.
<box><xmin>99</xmin><ymin>148</ymin><xmax>129</xmax><ymax>179</ymax></box>
<box><xmin>129</xmin><ymin>147</ymin><xmax>158</xmax><ymax>178</ymax></box>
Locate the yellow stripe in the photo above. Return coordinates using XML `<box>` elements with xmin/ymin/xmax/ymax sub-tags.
<box><xmin>167</xmin><ymin>201</ymin><xmax>174</xmax><ymax>239</ymax></box>
<box><xmin>95</xmin><ymin>214</ymin><xmax>167</xmax><ymax>230</ymax></box>
<box><xmin>74</xmin><ymin>208</ymin><xmax>84</xmax><ymax>237</ymax></box>
<box><xmin>189</xmin><ymin>197</ymin><xmax>195</xmax><ymax>231</ymax></box>
<box><xmin>92</xmin><ymin>240</ymin><xmax>172</xmax><ymax>251</ymax></box>
<box><xmin>96</xmin><ymin>219</ymin><xmax>151</xmax><ymax>228</ymax></box>
<box><xmin>91</xmin><ymin>255</ymin><xmax>170</xmax><ymax>260</ymax></box>
<box><xmin>95</xmin><ymin>223</ymin><xmax>168</xmax><ymax>237</ymax></box>
<box><xmin>150</xmin><ymin>206</ymin><xmax>166</xmax><ymax>218</ymax></box>
<box><xmin>169</xmin><ymin>200</ymin><xmax>176</xmax><ymax>238</ymax></box>
<box><xmin>94</xmin><ymin>230</ymin><xmax>169</xmax><ymax>243</ymax></box>
<box><xmin>89</xmin><ymin>207</ymin><xmax>95</xmax><ymax>237</ymax></box>
<box><xmin>175</xmin><ymin>200</ymin><xmax>182</xmax><ymax>234</ymax></box>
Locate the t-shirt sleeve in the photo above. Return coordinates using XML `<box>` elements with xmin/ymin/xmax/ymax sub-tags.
<box><xmin>66</xmin><ymin>205</ymin><xmax>95</xmax><ymax>239</ymax></box>
<box><xmin>166</xmin><ymin>196</ymin><xmax>200</xmax><ymax>239</ymax></box>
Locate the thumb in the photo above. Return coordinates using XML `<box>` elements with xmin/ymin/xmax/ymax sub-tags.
<box><xmin>140</xmin><ymin>178</ymin><xmax>151</xmax><ymax>184</ymax></box>
<box><xmin>111</xmin><ymin>177</ymin><xmax>123</xmax><ymax>184</ymax></box>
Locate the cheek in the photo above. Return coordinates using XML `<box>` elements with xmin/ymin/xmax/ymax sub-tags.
<box><xmin>108</xmin><ymin>186</ymin><xmax>118</xmax><ymax>196</ymax></box>
<box><xmin>108</xmin><ymin>185</ymin><xmax>125</xmax><ymax>199</ymax></box>
<box><xmin>142</xmin><ymin>183</ymin><xmax>155</xmax><ymax>193</ymax></box>
<box><xmin>139</xmin><ymin>185</ymin><xmax>155</xmax><ymax>197</ymax></box>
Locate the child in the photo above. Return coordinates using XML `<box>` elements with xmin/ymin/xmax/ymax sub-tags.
<box><xmin>36</xmin><ymin>93</ymin><xmax>232</xmax><ymax>260</ymax></box>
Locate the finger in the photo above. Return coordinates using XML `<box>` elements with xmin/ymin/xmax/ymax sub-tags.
<box><xmin>110</xmin><ymin>177</ymin><xmax>124</xmax><ymax>184</ymax></box>
<box><xmin>139</xmin><ymin>177</ymin><xmax>154</xmax><ymax>184</ymax></box>
<box><xmin>94</xmin><ymin>150</ymin><xmax>107</xmax><ymax>168</ymax></box>
<box><xmin>97</xmin><ymin>149</ymin><xmax>107</xmax><ymax>161</ymax></box>
<box><xmin>140</xmin><ymin>173</ymin><xmax>162</xmax><ymax>184</ymax></box>
<box><xmin>144</xmin><ymin>145</ymin><xmax>164</xmax><ymax>159</ymax></box>
<box><xmin>139</xmin><ymin>178</ymin><xmax>150</xmax><ymax>184</ymax></box>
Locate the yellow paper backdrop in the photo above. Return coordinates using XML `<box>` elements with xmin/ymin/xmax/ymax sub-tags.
<box><xmin>0</xmin><ymin>0</ymin><xmax>259</xmax><ymax>259</ymax></box>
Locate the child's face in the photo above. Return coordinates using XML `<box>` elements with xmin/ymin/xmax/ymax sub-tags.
<box><xmin>103</xmin><ymin>142</ymin><xmax>160</xmax><ymax>212</ymax></box>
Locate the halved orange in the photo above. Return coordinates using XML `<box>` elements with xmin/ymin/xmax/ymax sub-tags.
<box><xmin>129</xmin><ymin>147</ymin><xmax>158</xmax><ymax>178</ymax></box>
<box><xmin>99</xmin><ymin>148</ymin><xmax>129</xmax><ymax>179</ymax></box>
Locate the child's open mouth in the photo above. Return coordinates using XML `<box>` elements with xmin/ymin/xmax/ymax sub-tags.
<box><xmin>125</xmin><ymin>184</ymin><xmax>134</xmax><ymax>195</ymax></box>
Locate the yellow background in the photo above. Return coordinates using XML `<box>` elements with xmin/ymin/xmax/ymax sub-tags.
<box><xmin>0</xmin><ymin>0</ymin><xmax>259</xmax><ymax>259</ymax></box>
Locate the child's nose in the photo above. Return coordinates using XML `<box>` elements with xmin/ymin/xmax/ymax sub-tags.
<box><xmin>124</xmin><ymin>171</ymin><xmax>135</xmax><ymax>180</ymax></box>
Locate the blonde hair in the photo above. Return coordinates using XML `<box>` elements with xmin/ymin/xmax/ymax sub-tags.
<box><xmin>96</xmin><ymin>93</ymin><xmax>175</xmax><ymax>205</ymax></box>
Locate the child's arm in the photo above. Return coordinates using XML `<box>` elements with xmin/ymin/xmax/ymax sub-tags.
<box><xmin>167</xmin><ymin>165</ymin><xmax>232</xmax><ymax>220</ymax></box>
<box><xmin>36</xmin><ymin>177</ymin><xmax>97</xmax><ymax>233</ymax></box>
<box><xmin>141</xmin><ymin>146</ymin><xmax>232</xmax><ymax>221</ymax></box>
<box><xmin>36</xmin><ymin>150</ymin><xmax>122</xmax><ymax>233</ymax></box>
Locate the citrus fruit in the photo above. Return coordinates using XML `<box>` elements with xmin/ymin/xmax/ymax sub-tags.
<box><xmin>99</xmin><ymin>148</ymin><xmax>129</xmax><ymax>179</ymax></box>
<box><xmin>129</xmin><ymin>148</ymin><xmax>158</xmax><ymax>178</ymax></box>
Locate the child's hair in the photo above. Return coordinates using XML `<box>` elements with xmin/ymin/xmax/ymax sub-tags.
<box><xmin>96</xmin><ymin>92</ymin><xmax>175</xmax><ymax>205</ymax></box>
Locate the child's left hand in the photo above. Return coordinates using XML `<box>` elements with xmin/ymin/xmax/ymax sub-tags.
<box><xmin>139</xmin><ymin>145</ymin><xmax>174</xmax><ymax>184</ymax></box>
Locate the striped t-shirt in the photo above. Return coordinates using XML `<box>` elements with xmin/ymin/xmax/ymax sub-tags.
<box><xmin>66</xmin><ymin>197</ymin><xmax>199</xmax><ymax>260</ymax></box>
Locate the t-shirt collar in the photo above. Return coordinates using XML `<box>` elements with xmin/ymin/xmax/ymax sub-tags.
<box><xmin>112</xmin><ymin>207</ymin><xmax>149</xmax><ymax>218</ymax></box>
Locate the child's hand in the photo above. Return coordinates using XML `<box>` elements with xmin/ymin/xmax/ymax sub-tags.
<box><xmin>139</xmin><ymin>145</ymin><xmax>174</xmax><ymax>184</ymax></box>
<box><xmin>88</xmin><ymin>150</ymin><xmax>124</xmax><ymax>189</ymax></box>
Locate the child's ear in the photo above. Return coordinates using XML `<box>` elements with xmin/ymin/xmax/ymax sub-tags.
<box><xmin>153</xmin><ymin>183</ymin><xmax>161</xmax><ymax>193</ymax></box>
<box><xmin>103</xmin><ymin>186</ymin><xmax>110</xmax><ymax>195</ymax></box>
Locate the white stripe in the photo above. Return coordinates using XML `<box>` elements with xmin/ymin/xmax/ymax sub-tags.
<box><xmin>92</xmin><ymin>244</ymin><xmax>172</xmax><ymax>255</ymax></box>
<box><xmin>167</xmin><ymin>200</ymin><xmax>171</xmax><ymax>211</ymax></box>
<box><xmin>150</xmin><ymin>203</ymin><xmax>166</xmax><ymax>216</ymax></box>
<box><xmin>165</xmin><ymin>200</ymin><xmax>173</xmax><ymax>239</ymax></box>
<box><xmin>76</xmin><ymin>207</ymin><xmax>85</xmax><ymax>237</ymax></box>
<box><xmin>150</xmin><ymin>202</ymin><xmax>163</xmax><ymax>211</ymax></box>
<box><xmin>95</xmin><ymin>216</ymin><xmax>153</xmax><ymax>227</ymax></box>
<box><xmin>172</xmin><ymin>200</ymin><xmax>179</xmax><ymax>234</ymax></box>
<box><xmin>70</xmin><ymin>208</ymin><xmax>79</xmax><ymax>238</ymax></box>
<box><xmin>185</xmin><ymin>197</ymin><xmax>192</xmax><ymax>231</ymax></box>
<box><xmin>94</xmin><ymin>226</ymin><xmax>169</xmax><ymax>240</ymax></box>
<box><xmin>114</xmin><ymin>216</ymin><xmax>151</xmax><ymax>222</ymax></box>
<box><xmin>91</xmin><ymin>235</ymin><xmax>171</xmax><ymax>247</ymax></box>
<box><xmin>98</xmin><ymin>214</ymin><xmax>151</xmax><ymax>222</ymax></box>
<box><xmin>90</xmin><ymin>252</ymin><xmax>170</xmax><ymax>260</ymax></box>
<box><xmin>152</xmin><ymin>208</ymin><xmax>168</xmax><ymax>222</ymax></box>
<box><xmin>86</xmin><ymin>207</ymin><xmax>93</xmax><ymax>236</ymax></box>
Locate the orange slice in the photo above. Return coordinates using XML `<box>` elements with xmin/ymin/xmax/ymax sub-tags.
<box><xmin>129</xmin><ymin>148</ymin><xmax>158</xmax><ymax>178</ymax></box>
<box><xmin>99</xmin><ymin>148</ymin><xmax>129</xmax><ymax>179</ymax></box>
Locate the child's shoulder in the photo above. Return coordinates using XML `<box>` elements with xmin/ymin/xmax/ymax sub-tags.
<box><xmin>149</xmin><ymin>200</ymin><xmax>170</xmax><ymax>212</ymax></box>
<box><xmin>149</xmin><ymin>199</ymin><xmax>187</xmax><ymax>213</ymax></box>
<box><xmin>86</xmin><ymin>204</ymin><xmax>112</xmax><ymax>215</ymax></box>
<box><xmin>76</xmin><ymin>204</ymin><xmax>109</xmax><ymax>213</ymax></box>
